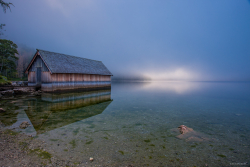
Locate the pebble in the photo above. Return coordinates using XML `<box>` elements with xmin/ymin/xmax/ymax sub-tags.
<box><xmin>90</xmin><ymin>157</ymin><xmax>94</xmax><ymax>161</ymax></box>
<box><xmin>19</xmin><ymin>121</ymin><xmax>30</xmax><ymax>129</ymax></box>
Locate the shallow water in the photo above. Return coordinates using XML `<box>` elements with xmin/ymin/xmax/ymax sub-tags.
<box><xmin>1</xmin><ymin>81</ymin><xmax>250</xmax><ymax>166</ymax></box>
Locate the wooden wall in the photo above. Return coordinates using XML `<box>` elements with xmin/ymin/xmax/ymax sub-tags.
<box><xmin>42</xmin><ymin>72</ymin><xmax>52</xmax><ymax>83</ymax></box>
<box><xmin>29</xmin><ymin>72</ymin><xmax>111</xmax><ymax>83</ymax></box>
<box><xmin>50</xmin><ymin>74</ymin><xmax>111</xmax><ymax>82</ymax></box>
<box><xmin>40</xmin><ymin>73</ymin><xmax>111</xmax><ymax>92</ymax></box>
<box><xmin>28</xmin><ymin>72</ymin><xmax>36</xmax><ymax>83</ymax></box>
<box><xmin>41</xmin><ymin>82</ymin><xmax>111</xmax><ymax>92</ymax></box>
<box><xmin>28</xmin><ymin>55</ymin><xmax>49</xmax><ymax>85</ymax></box>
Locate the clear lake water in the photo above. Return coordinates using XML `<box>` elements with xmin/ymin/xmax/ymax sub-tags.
<box><xmin>0</xmin><ymin>81</ymin><xmax>250</xmax><ymax>166</ymax></box>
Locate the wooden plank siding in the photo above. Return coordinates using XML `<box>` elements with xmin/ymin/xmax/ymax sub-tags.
<box><xmin>30</xmin><ymin>72</ymin><xmax>111</xmax><ymax>82</ymax></box>
<box><xmin>50</xmin><ymin>74</ymin><xmax>111</xmax><ymax>82</ymax></box>
<box><xmin>42</xmin><ymin>72</ymin><xmax>52</xmax><ymax>83</ymax></box>
<box><xmin>40</xmin><ymin>73</ymin><xmax>111</xmax><ymax>92</ymax></box>
<box><xmin>28</xmin><ymin>72</ymin><xmax>36</xmax><ymax>83</ymax></box>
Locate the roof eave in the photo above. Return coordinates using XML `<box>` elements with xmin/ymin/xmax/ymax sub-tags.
<box><xmin>24</xmin><ymin>51</ymin><xmax>39</xmax><ymax>74</ymax></box>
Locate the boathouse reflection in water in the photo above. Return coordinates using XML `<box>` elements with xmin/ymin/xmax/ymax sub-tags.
<box><xmin>24</xmin><ymin>89</ymin><xmax>112</xmax><ymax>134</ymax></box>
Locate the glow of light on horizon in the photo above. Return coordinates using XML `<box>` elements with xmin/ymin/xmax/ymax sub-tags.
<box><xmin>143</xmin><ymin>68</ymin><xmax>200</xmax><ymax>81</ymax></box>
<box><xmin>140</xmin><ymin>81</ymin><xmax>201</xmax><ymax>94</ymax></box>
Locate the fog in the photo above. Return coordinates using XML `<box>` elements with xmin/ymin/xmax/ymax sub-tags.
<box><xmin>1</xmin><ymin>0</ymin><xmax>250</xmax><ymax>81</ymax></box>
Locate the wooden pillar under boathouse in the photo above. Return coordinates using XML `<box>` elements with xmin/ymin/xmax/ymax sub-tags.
<box><xmin>25</xmin><ymin>49</ymin><xmax>113</xmax><ymax>92</ymax></box>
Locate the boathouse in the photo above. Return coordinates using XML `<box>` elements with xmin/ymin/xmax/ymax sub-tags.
<box><xmin>25</xmin><ymin>49</ymin><xmax>112</xmax><ymax>92</ymax></box>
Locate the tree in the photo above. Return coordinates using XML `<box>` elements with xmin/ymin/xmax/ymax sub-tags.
<box><xmin>0</xmin><ymin>39</ymin><xmax>19</xmax><ymax>78</ymax></box>
<box><xmin>0</xmin><ymin>0</ymin><xmax>13</xmax><ymax>36</ymax></box>
<box><xmin>0</xmin><ymin>0</ymin><xmax>13</xmax><ymax>13</ymax></box>
<box><xmin>0</xmin><ymin>24</ymin><xmax>5</xmax><ymax>36</ymax></box>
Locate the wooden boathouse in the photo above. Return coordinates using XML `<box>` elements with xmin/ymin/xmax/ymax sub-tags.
<box><xmin>25</xmin><ymin>49</ymin><xmax>113</xmax><ymax>92</ymax></box>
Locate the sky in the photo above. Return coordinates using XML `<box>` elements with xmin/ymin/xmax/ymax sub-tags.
<box><xmin>1</xmin><ymin>0</ymin><xmax>250</xmax><ymax>81</ymax></box>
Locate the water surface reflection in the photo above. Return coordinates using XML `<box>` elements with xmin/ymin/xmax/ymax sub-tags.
<box><xmin>2</xmin><ymin>89</ymin><xmax>112</xmax><ymax>136</ymax></box>
<box><xmin>1</xmin><ymin>82</ymin><xmax>250</xmax><ymax>166</ymax></box>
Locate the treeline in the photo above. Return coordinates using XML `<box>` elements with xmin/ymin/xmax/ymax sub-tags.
<box><xmin>0</xmin><ymin>40</ymin><xmax>34</xmax><ymax>80</ymax></box>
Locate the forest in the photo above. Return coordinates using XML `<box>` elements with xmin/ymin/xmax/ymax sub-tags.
<box><xmin>0</xmin><ymin>38</ymin><xmax>34</xmax><ymax>82</ymax></box>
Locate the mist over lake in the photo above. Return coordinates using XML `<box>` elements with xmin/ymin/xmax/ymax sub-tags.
<box><xmin>1</xmin><ymin>0</ymin><xmax>250</xmax><ymax>81</ymax></box>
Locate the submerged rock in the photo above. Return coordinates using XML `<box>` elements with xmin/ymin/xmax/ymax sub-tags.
<box><xmin>33</xmin><ymin>91</ymin><xmax>41</xmax><ymax>96</ymax></box>
<box><xmin>13</xmin><ymin>88</ymin><xmax>31</xmax><ymax>95</ymax></box>
<box><xmin>1</xmin><ymin>90</ymin><xmax>14</xmax><ymax>96</ymax></box>
<box><xmin>19</xmin><ymin>121</ymin><xmax>30</xmax><ymax>129</ymax></box>
<box><xmin>172</xmin><ymin>125</ymin><xmax>211</xmax><ymax>142</ymax></box>
<box><xmin>13</xmin><ymin>89</ymin><xmax>24</xmax><ymax>95</ymax></box>
<box><xmin>178</xmin><ymin>125</ymin><xmax>193</xmax><ymax>134</ymax></box>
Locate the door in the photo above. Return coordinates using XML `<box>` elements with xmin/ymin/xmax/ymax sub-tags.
<box><xmin>36</xmin><ymin>67</ymin><xmax>41</xmax><ymax>85</ymax></box>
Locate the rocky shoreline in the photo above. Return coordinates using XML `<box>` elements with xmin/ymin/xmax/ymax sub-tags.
<box><xmin>0</xmin><ymin>88</ymin><xmax>42</xmax><ymax>99</ymax></box>
<box><xmin>0</xmin><ymin>121</ymin><xmax>96</xmax><ymax>167</ymax></box>
<box><xmin>0</xmin><ymin>121</ymin><xmax>50</xmax><ymax>166</ymax></box>
<box><xmin>0</xmin><ymin>89</ymin><xmax>95</xmax><ymax>167</ymax></box>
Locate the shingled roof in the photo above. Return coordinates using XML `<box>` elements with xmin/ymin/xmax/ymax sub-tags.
<box><xmin>26</xmin><ymin>49</ymin><xmax>113</xmax><ymax>75</ymax></box>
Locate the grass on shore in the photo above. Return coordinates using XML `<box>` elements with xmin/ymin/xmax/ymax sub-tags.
<box><xmin>0</xmin><ymin>75</ymin><xmax>11</xmax><ymax>85</ymax></box>
<box><xmin>10</xmin><ymin>77</ymin><xmax>28</xmax><ymax>81</ymax></box>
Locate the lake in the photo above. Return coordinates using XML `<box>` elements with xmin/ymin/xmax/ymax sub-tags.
<box><xmin>1</xmin><ymin>81</ymin><xmax>250</xmax><ymax>166</ymax></box>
